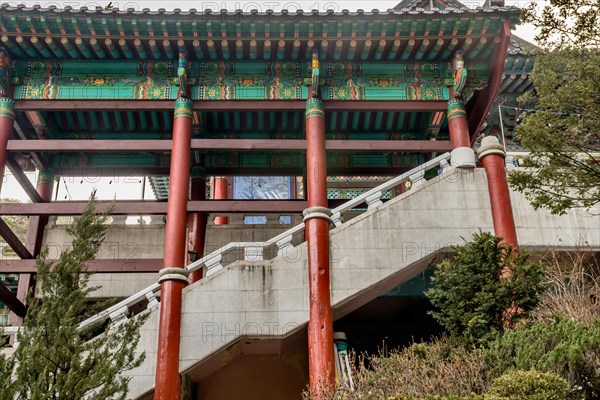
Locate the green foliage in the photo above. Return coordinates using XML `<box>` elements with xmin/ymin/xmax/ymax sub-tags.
<box><xmin>485</xmin><ymin>370</ymin><xmax>569</xmax><ymax>400</ymax></box>
<box><xmin>484</xmin><ymin>317</ymin><xmax>600</xmax><ymax>399</ymax></box>
<box><xmin>508</xmin><ymin>48</ymin><xmax>600</xmax><ymax>215</ymax></box>
<box><xmin>524</xmin><ymin>0</ymin><xmax>599</xmax><ymax>49</ymax></box>
<box><xmin>0</xmin><ymin>193</ymin><xmax>146</xmax><ymax>400</ymax></box>
<box><xmin>426</xmin><ymin>232</ymin><xmax>547</xmax><ymax>346</ymax></box>
<box><xmin>391</xmin><ymin>395</ymin><xmax>484</xmax><ymax>400</ymax></box>
<box><xmin>0</xmin><ymin>354</ymin><xmax>15</xmax><ymax>400</ymax></box>
<box><xmin>508</xmin><ymin>0</ymin><xmax>600</xmax><ymax>215</ymax></box>
<box><xmin>317</xmin><ymin>337</ymin><xmax>488</xmax><ymax>400</ymax></box>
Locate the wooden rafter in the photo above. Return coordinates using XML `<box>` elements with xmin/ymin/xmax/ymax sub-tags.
<box><xmin>5</xmin><ymin>155</ymin><xmax>43</xmax><ymax>203</ymax></box>
<box><xmin>7</xmin><ymin>139</ymin><xmax>452</xmax><ymax>153</ymax></box>
<box><xmin>0</xmin><ymin>217</ymin><xmax>33</xmax><ymax>259</ymax></box>
<box><xmin>0</xmin><ymin>281</ymin><xmax>26</xmax><ymax>317</ymax></box>
<box><xmin>0</xmin><ymin>258</ymin><xmax>164</xmax><ymax>273</ymax></box>
<box><xmin>14</xmin><ymin>100</ymin><xmax>449</xmax><ymax>113</ymax></box>
<box><xmin>0</xmin><ymin>200</ymin><xmax>309</xmax><ymax>216</ymax></box>
<box><xmin>467</xmin><ymin>19</ymin><xmax>511</xmax><ymax>137</ymax></box>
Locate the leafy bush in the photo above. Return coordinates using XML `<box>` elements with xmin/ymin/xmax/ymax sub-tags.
<box><xmin>318</xmin><ymin>337</ymin><xmax>488</xmax><ymax>400</ymax></box>
<box><xmin>392</xmin><ymin>396</ymin><xmax>484</xmax><ymax>400</ymax></box>
<box><xmin>533</xmin><ymin>251</ymin><xmax>600</xmax><ymax>326</ymax></box>
<box><xmin>485</xmin><ymin>370</ymin><xmax>569</xmax><ymax>400</ymax></box>
<box><xmin>484</xmin><ymin>317</ymin><xmax>600</xmax><ymax>398</ymax></box>
<box><xmin>426</xmin><ymin>232</ymin><xmax>547</xmax><ymax>346</ymax></box>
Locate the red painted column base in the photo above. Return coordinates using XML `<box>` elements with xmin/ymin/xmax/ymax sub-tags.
<box><xmin>447</xmin><ymin>99</ymin><xmax>476</xmax><ymax>168</ymax></box>
<box><xmin>155</xmin><ymin>275</ymin><xmax>188</xmax><ymax>399</ymax></box>
<box><xmin>304</xmin><ymin>210</ymin><xmax>335</xmax><ymax>395</ymax></box>
<box><xmin>213</xmin><ymin>177</ymin><xmax>229</xmax><ymax>225</ymax></box>
<box><xmin>477</xmin><ymin>136</ymin><xmax>518</xmax><ymax>248</ymax></box>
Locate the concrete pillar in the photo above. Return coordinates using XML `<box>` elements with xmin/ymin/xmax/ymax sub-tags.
<box><xmin>213</xmin><ymin>177</ymin><xmax>229</xmax><ymax>225</ymax></box>
<box><xmin>0</xmin><ymin>97</ymin><xmax>15</xmax><ymax>194</ymax></box>
<box><xmin>477</xmin><ymin>136</ymin><xmax>518</xmax><ymax>247</ymax></box>
<box><xmin>304</xmin><ymin>97</ymin><xmax>335</xmax><ymax>395</ymax></box>
<box><xmin>154</xmin><ymin>97</ymin><xmax>193</xmax><ymax>400</ymax></box>
<box><xmin>447</xmin><ymin>99</ymin><xmax>476</xmax><ymax>168</ymax></box>
<box><xmin>188</xmin><ymin>166</ymin><xmax>208</xmax><ymax>284</ymax></box>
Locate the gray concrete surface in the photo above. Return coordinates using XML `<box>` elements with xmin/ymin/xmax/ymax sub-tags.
<box><xmin>40</xmin><ymin>219</ymin><xmax>296</xmax><ymax>298</ymax></box>
<box><xmin>123</xmin><ymin>168</ymin><xmax>600</xmax><ymax>399</ymax></box>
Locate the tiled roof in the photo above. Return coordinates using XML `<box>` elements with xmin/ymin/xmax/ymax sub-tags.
<box><xmin>394</xmin><ymin>0</ymin><xmax>469</xmax><ymax>11</ymax></box>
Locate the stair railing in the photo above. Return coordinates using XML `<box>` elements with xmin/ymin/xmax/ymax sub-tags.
<box><xmin>2</xmin><ymin>152</ymin><xmax>451</xmax><ymax>345</ymax></box>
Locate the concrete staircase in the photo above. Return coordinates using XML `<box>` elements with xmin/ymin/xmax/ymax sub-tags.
<box><xmin>6</xmin><ymin>153</ymin><xmax>600</xmax><ymax>399</ymax></box>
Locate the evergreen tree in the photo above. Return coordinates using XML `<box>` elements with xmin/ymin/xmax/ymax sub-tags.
<box><xmin>0</xmin><ymin>193</ymin><xmax>146</xmax><ymax>400</ymax></box>
<box><xmin>426</xmin><ymin>232</ymin><xmax>547</xmax><ymax>347</ymax></box>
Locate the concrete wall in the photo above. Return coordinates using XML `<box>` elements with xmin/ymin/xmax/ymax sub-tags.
<box><xmin>124</xmin><ymin>168</ymin><xmax>600</xmax><ymax>399</ymax></box>
<box><xmin>41</xmin><ymin>219</ymin><xmax>297</xmax><ymax>298</ymax></box>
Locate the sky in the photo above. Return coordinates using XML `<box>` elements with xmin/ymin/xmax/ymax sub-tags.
<box><xmin>0</xmin><ymin>0</ymin><xmax>543</xmax><ymax>203</ymax></box>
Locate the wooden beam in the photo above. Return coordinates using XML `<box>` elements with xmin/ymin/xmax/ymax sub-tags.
<box><xmin>0</xmin><ymin>281</ymin><xmax>26</xmax><ymax>317</ymax></box>
<box><xmin>0</xmin><ymin>217</ymin><xmax>33</xmax><ymax>259</ymax></box>
<box><xmin>7</xmin><ymin>139</ymin><xmax>452</xmax><ymax>153</ymax></box>
<box><xmin>13</xmin><ymin>113</ymin><xmax>49</xmax><ymax>170</ymax></box>
<box><xmin>10</xmin><ymin>273</ymin><xmax>32</xmax><ymax>325</ymax></box>
<box><xmin>467</xmin><ymin>20</ymin><xmax>511</xmax><ymax>137</ymax></box>
<box><xmin>0</xmin><ymin>200</ymin><xmax>309</xmax><ymax>216</ymax></box>
<box><xmin>0</xmin><ymin>258</ymin><xmax>164</xmax><ymax>274</ymax></box>
<box><xmin>14</xmin><ymin>100</ymin><xmax>448</xmax><ymax>113</ymax></box>
<box><xmin>327</xmin><ymin>181</ymin><xmax>387</xmax><ymax>189</ymax></box>
<box><xmin>54</xmin><ymin>165</ymin><xmax>414</xmax><ymax>177</ymax></box>
<box><xmin>5</xmin><ymin>155</ymin><xmax>43</xmax><ymax>203</ymax></box>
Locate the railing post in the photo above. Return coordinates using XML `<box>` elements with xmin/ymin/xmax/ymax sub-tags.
<box><xmin>409</xmin><ymin>170</ymin><xmax>426</xmax><ymax>188</ymax></box>
<box><xmin>204</xmin><ymin>254</ymin><xmax>223</xmax><ymax>276</ymax></box>
<box><xmin>439</xmin><ymin>158</ymin><xmax>451</xmax><ymax>173</ymax></box>
<box><xmin>330</xmin><ymin>212</ymin><xmax>343</xmax><ymax>227</ymax></box>
<box><xmin>146</xmin><ymin>291</ymin><xmax>159</xmax><ymax>309</ymax></box>
<box><xmin>108</xmin><ymin>305</ymin><xmax>129</xmax><ymax>325</ymax></box>
<box><xmin>276</xmin><ymin>235</ymin><xmax>294</xmax><ymax>257</ymax></box>
<box><xmin>366</xmin><ymin>191</ymin><xmax>383</xmax><ymax>210</ymax></box>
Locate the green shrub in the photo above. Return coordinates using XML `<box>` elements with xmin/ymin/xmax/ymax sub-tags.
<box><xmin>484</xmin><ymin>317</ymin><xmax>600</xmax><ymax>398</ymax></box>
<box><xmin>485</xmin><ymin>370</ymin><xmax>569</xmax><ymax>400</ymax></box>
<box><xmin>317</xmin><ymin>337</ymin><xmax>488</xmax><ymax>400</ymax></box>
<box><xmin>426</xmin><ymin>232</ymin><xmax>547</xmax><ymax>347</ymax></box>
<box><xmin>392</xmin><ymin>396</ymin><xmax>485</xmax><ymax>400</ymax></box>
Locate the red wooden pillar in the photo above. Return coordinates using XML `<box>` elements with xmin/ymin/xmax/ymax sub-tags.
<box><xmin>11</xmin><ymin>168</ymin><xmax>55</xmax><ymax>327</ymax></box>
<box><xmin>188</xmin><ymin>166</ymin><xmax>208</xmax><ymax>284</ymax></box>
<box><xmin>213</xmin><ymin>177</ymin><xmax>229</xmax><ymax>225</ymax></box>
<box><xmin>155</xmin><ymin>97</ymin><xmax>193</xmax><ymax>400</ymax></box>
<box><xmin>477</xmin><ymin>136</ymin><xmax>518</xmax><ymax>247</ymax></box>
<box><xmin>0</xmin><ymin>97</ymin><xmax>15</xmax><ymax>194</ymax></box>
<box><xmin>26</xmin><ymin>168</ymin><xmax>55</xmax><ymax>255</ymax></box>
<box><xmin>304</xmin><ymin>97</ymin><xmax>335</xmax><ymax>394</ymax></box>
<box><xmin>447</xmin><ymin>99</ymin><xmax>476</xmax><ymax>168</ymax></box>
